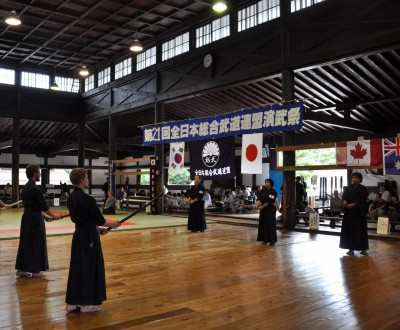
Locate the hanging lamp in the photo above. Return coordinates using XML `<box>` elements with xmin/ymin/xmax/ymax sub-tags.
<box><xmin>212</xmin><ymin>0</ymin><xmax>227</xmax><ymax>12</ymax></box>
<box><xmin>5</xmin><ymin>10</ymin><xmax>21</xmax><ymax>26</ymax></box>
<box><xmin>130</xmin><ymin>38</ymin><xmax>143</xmax><ymax>53</ymax></box>
<box><xmin>130</xmin><ymin>11</ymin><xmax>143</xmax><ymax>53</ymax></box>
<box><xmin>79</xmin><ymin>65</ymin><xmax>89</xmax><ymax>76</ymax></box>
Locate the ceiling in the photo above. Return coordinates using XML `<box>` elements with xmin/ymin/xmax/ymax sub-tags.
<box><xmin>0</xmin><ymin>0</ymin><xmax>216</xmax><ymax>72</ymax></box>
<box><xmin>1</xmin><ymin>0</ymin><xmax>400</xmax><ymax>159</ymax></box>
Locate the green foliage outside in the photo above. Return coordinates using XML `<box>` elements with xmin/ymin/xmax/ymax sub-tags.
<box><xmin>168</xmin><ymin>169</ymin><xmax>192</xmax><ymax>185</ymax></box>
<box><xmin>141</xmin><ymin>174</ymin><xmax>150</xmax><ymax>185</ymax></box>
<box><xmin>294</xmin><ymin>148</ymin><xmax>336</xmax><ymax>196</ymax></box>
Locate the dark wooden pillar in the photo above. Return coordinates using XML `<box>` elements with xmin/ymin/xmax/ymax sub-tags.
<box><xmin>78</xmin><ymin>121</ymin><xmax>85</xmax><ymax>167</ymax></box>
<box><xmin>154</xmin><ymin>102</ymin><xmax>164</xmax><ymax>214</ymax></box>
<box><xmin>109</xmin><ymin>114</ymin><xmax>118</xmax><ymax>195</ymax></box>
<box><xmin>12</xmin><ymin>115</ymin><xmax>20</xmax><ymax>203</ymax></box>
<box><xmin>281</xmin><ymin>0</ymin><xmax>297</xmax><ymax>229</ymax></box>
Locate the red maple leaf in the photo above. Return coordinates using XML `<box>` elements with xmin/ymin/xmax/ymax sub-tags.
<box><xmin>350</xmin><ymin>142</ymin><xmax>368</xmax><ymax>163</ymax></box>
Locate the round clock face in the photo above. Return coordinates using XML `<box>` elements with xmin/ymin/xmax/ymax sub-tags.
<box><xmin>203</xmin><ymin>54</ymin><xmax>213</xmax><ymax>68</ymax></box>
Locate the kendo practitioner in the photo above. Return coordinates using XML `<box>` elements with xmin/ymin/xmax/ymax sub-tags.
<box><xmin>65</xmin><ymin>168</ymin><xmax>120</xmax><ymax>313</ymax></box>
<box><xmin>15</xmin><ymin>165</ymin><xmax>61</xmax><ymax>278</ymax></box>
<box><xmin>256</xmin><ymin>178</ymin><xmax>278</xmax><ymax>246</ymax></box>
<box><xmin>187</xmin><ymin>175</ymin><xmax>207</xmax><ymax>232</ymax></box>
<box><xmin>339</xmin><ymin>172</ymin><xmax>369</xmax><ymax>256</ymax></box>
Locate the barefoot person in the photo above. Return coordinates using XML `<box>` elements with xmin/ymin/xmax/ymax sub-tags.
<box><xmin>15</xmin><ymin>165</ymin><xmax>61</xmax><ymax>278</ymax></box>
<box><xmin>65</xmin><ymin>168</ymin><xmax>120</xmax><ymax>313</ymax></box>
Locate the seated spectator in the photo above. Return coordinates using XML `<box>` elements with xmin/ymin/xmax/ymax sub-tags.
<box><xmin>324</xmin><ymin>190</ymin><xmax>342</xmax><ymax>217</ymax></box>
<box><xmin>165</xmin><ymin>192</ymin><xmax>173</xmax><ymax>210</ymax></box>
<box><xmin>120</xmin><ymin>187</ymin><xmax>130</xmax><ymax>209</ymax></box>
<box><xmin>300</xmin><ymin>201</ymin><xmax>316</xmax><ymax>224</ymax></box>
<box><xmin>102</xmin><ymin>191</ymin><xmax>116</xmax><ymax>215</ymax></box>
<box><xmin>203</xmin><ymin>189</ymin><xmax>212</xmax><ymax>208</ymax></box>
<box><xmin>302</xmin><ymin>201</ymin><xmax>316</xmax><ymax>216</ymax></box>
<box><xmin>4</xmin><ymin>183</ymin><xmax>12</xmax><ymax>201</ymax></box>
<box><xmin>379</xmin><ymin>185</ymin><xmax>391</xmax><ymax>203</ymax></box>
<box><xmin>386</xmin><ymin>194</ymin><xmax>400</xmax><ymax>232</ymax></box>
<box><xmin>368</xmin><ymin>192</ymin><xmax>386</xmax><ymax>220</ymax></box>
<box><xmin>221</xmin><ymin>190</ymin><xmax>234</xmax><ymax>212</ymax></box>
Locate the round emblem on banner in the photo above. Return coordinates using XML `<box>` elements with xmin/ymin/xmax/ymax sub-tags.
<box><xmin>174</xmin><ymin>153</ymin><xmax>183</xmax><ymax>164</ymax></box>
<box><xmin>202</xmin><ymin>141</ymin><xmax>220</xmax><ymax>167</ymax></box>
<box><xmin>246</xmin><ymin>144</ymin><xmax>258</xmax><ymax>162</ymax></box>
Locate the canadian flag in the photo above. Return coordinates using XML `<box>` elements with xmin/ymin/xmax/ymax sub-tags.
<box><xmin>336</xmin><ymin>139</ymin><xmax>382</xmax><ymax>166</ymax></box>
<box><xmin>169</xmin><ymin>142</ymin><xmax>185</xmax><ymax>174</ymax></box>
<box><xmin>241</xmin><ymin>133</ymin><xmax>263</xmax><ymax>174</ymax></box>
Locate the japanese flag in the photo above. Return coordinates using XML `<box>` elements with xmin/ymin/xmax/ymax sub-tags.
<box><xmin>241</xmin><ymin>133</ymin><xmax>263</xmax><ymax>174</ymax></box>
<box><xmin>336</xmin><ymin>139</ymin><xmax>382</xmax><ymax>166</ymax></box>
<box><xmin>169</xmin><ymin>142</ymin><xmax>185</xmax><ymax>174</ymax></box>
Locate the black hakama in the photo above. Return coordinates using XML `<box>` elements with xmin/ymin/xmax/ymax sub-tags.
<box><xmin>187</xmin><ymin>183</ymin><xmax>207</xmax><ymax>232</ymax></box>
<box><xmin>256</xmin><ymin>187</ymin><xmax>278</xmax><ymax>244</ymax></box>
<box><xmin>65</xmin><ymin>187</ymin><xmax>107</xmax><ymax>306</ymax></box>
<box><xmin>339</xmin><ymin>183</ymin><xmax>369</xmax><ymax>251</ymax></box>
<box><xmin>15</xmin><ymin>179</ymin><xmax>50</xmax><ymax>273</ymax></box>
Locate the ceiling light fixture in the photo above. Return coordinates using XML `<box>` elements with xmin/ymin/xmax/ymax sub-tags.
<box><xmin>50</xmin><ymin>81</ymin><xmax>59</xmax><ymax>90</ymax></box>
<box><xmin>5</xmin><ymin>10</ymin><xmax>21</xmax><ymax>26</ymax></box>
<box><xmin>50</xmin><ymin>64</ymin><xmax>59</xmax><ymax>90</ymax></box>
<box><xmin>79</xmin><ymin>65</ymin><xmax>89</xmax><ymax>76</ymax></box>
<box><xmin>130</xmin><ymin>11</ymin><xmax>143</xmax><ymax>53</ymax></box>
<box><xmin>212</xmin><ymin>0</ymin><xmax>227</xmax><ymax>12</ymax></box>
<box><xmin>130</xmin><ymin>38</ymin><xmax>143</xmax><ymax>53</ymax></box>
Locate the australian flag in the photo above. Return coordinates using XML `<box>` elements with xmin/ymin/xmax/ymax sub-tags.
<box><xmin>383</xmin><ymin>137</ymin><xmax>400</xmax><ymax>175</ymax></box>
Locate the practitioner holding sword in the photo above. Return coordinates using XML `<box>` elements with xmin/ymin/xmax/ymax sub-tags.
<box><xmin>65</xmin><ymin>167</ymin><xmax>120</xmax><ymax>313</ymax></box>
<box><xmin>15</xmin><ymin>165</ymin><xmax>61</xmax><ymax>278</ymax></box>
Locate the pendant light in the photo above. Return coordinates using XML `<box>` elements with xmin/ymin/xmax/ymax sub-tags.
<box><xmin>130</xmin><ymin>39</ymin><xmax>143</xmax><ymax>53</ymax></box>
<box><xmin>130</xmin><ymin>11</ymin><xmax>143</xmax><ymax>53</ymax></box>
<box><xmin>79</xmin><ymin>41</ymin><xmax>89</xmax><ymax>76</ymax></box>
<box><xmin>5</xmin><ymin>10</ymin><xmax>21</xmax><ymax>26</ymax></box>
<box><xmin>50</xmin><ymin>80</ymin><xmax>59</xmax><ymax>90</ymax></box>
<box><xmin>213</xmin><ymin>0</ymin><xmax>227</xmax><ymax>12</ymax></box>
<box><xmin>50</xmin><ymin>61</ymin><xmax>58</xmax><ymax>90</ymax></box>
<box><xmin>79</xmin><ymin>65</ymin><xmax>89</xmax><ymax>76</ymax></box>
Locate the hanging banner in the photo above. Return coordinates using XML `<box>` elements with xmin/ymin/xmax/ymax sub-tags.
<box><xmin>336</xmin><ymin>139</ymin><xmax>383</xmax><ymax>166</ymax></box>
<box><xmin>142</xmin><ymin>102</ymin><xmax>303</xmax><ymax>145</ymax></box>
<box><xmin>189</xmin><ymin>136</ymin><xmax>235</xmax><ymax>180</ymax></box>
<box><xmin>241</xmin><ymin>133</ymin><xmax>263</xmax><ymax>174</ymax></box>
<box><xmin>169</xmin><ymin>142</ymin><xmax>185</xmax><ymax>174</ymax></box>
<box><xmin>383</xmin><ymin>137</ymin><xmax>400</xmax><ymax>175</ymax></box>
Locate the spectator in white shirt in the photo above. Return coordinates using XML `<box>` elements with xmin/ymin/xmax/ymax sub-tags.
<box><xmin>379</xmin><ymin>185</ymin><xmax>391</xmax><ymax>203</ymax></box>
<box><xmin>203</xmin><ymin>189</ymin><xmax>212</xmax><ymax>208</ymax></box>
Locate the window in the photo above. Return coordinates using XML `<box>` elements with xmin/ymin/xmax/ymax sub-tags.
<box><xmin>137</xmin><ymin>46</ymin><xmax>157</xmax><ymax>71</ymax></box>
<box><xmin>291</xmin><ymin>0</ymin><xmax>326</xmax><ymax>12</ymax></box>
<box><xmin>238</xmin><ymin>0</ymin><xmax>280</xmax><ymax>32</ymax></box>
<box><xmin>98</xmin><ymin>67</ymin><xmax>110</xmax><ymax>86</ymax></box>
<box><xmin>212</xmin><ymin>15</ymin><xmax>230</xmax><ymax>42</ymax></box>
<box><xmin>84</xmin><ymin>74</ymin><xmax>95</xmax><ymax>92</ymax></box>
<box><xmin>21</xmin><ymin>71</ymin><xmax>49</xmax><ymax>89</ymax></box>
<box><xmin>0</xmin><ymin>68</ymin><xmax>15</xmax><ymax>85</ymax></box>
<box><xmin>55</xmin><ymin>76</ymin><xmax>79</xmax><ymax>93</ymax></box>
<box><xmin>196</xmin><ymin>24</ymin><xmax>212</xmax><ymax>48</ymax></box>
<box><xmin>162</xmin><ymin>32</ymin><xmax>190</xmax><ymax>61</ymax></box>
<box><xmin>49</xmin><ymin>168</ymin><xmax>71</xmax><ymax>185</ymax></box>
<box><xmin>115</xmin><ymin>58</ymin><xmax>132</xmax><ymax>80</ymax></box>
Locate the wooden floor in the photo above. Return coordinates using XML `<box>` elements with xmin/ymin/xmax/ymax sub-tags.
<box><xmin>1</xmin><ymin>223</ymin><xmax>400</xmax><ymax>329</ymax></box>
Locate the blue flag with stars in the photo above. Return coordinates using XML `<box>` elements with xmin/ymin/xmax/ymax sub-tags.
<box><xmin>383</xmin><ymin>137</ymin><xmax>400</xmax><ymax>175</ymax></box>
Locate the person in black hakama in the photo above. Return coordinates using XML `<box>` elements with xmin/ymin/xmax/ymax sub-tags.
<box><xmin>15</xmin><ymin>165</ymin><xmax>61</xmax><ymax>278</ymax></box>
<box><xmin>339</xmin><ymin>172</ymin><xmax>369</xmax><ymax>256</ymax></box>
<box><xmin>256</xmin><ymin>178</ymin><xmax>278</xmax><ymax>246</ymax></box>
<box><xmin>187</xmin><ymin>175</ymin><xmax>207</xmax><ymax>232</ymax></box>
<box><xmin>65</xmin><ymin>168</ymin><xmax>120</xmax><ymax>313</ymax></box>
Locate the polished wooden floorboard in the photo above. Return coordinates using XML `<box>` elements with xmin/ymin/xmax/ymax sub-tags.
<box><xmin>0</xmin><ymin>223</ymin><xmax>400</xmax><ymax>329</ymax></box>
